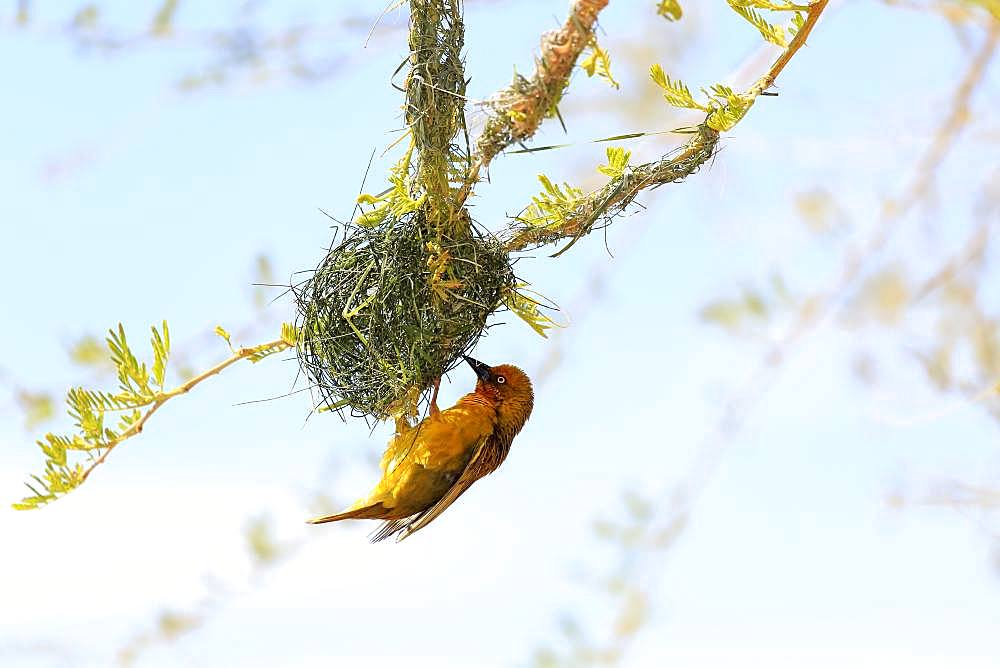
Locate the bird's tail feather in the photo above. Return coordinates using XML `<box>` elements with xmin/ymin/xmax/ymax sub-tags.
<box><xmin>308</xmin><ymin>503</ymin><xmax>387</xmax><ymax>524</ymax></box>
<box><xmin>370</xmin><ymin>519</ymin><xmax>412</xmax><ymax>543</ymax></box>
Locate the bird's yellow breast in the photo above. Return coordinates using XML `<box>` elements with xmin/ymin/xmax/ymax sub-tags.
<box><xmin>360</xmin><ymin>399</ymin><xmax>495</xmax><ymax>515</ymax></box>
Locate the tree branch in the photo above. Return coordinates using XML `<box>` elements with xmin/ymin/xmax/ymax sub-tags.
<box><xmin>747</xmin><ymin>0</ymin><xmax>829</xmax><ymax>98</ymax></box>
<box><xmin>503</xmin><ymin>0</ymin><xmax>831</xmax><ymax>256</ymax></box>
<box><xmin>503</xmin><ymin>126</ymin><xmax>720</xmax><ymax>255</ymax></box>
<box><xmin>456</xmin><ymin>0</ymin><xmax>610</xmax><ymax>206</ymax></box>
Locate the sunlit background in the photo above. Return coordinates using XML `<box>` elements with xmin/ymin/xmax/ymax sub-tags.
<box><xmin>2</xmin><ymin>1</ymin><xmax>999</xmax><ymax>666</ymax></box>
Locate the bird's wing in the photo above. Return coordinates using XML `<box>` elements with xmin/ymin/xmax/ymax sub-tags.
<box><xmin>396</xmin><ymin>434</ymin><xmax>493</xmax><ymax>542</ymax></box>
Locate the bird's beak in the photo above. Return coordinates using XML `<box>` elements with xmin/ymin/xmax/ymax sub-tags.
<box><xmin>462</xmin><ymin>354</ymin><xmax>493</xmax><ymax>382</ymax></box>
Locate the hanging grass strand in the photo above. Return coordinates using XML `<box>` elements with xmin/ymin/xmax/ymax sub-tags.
<box><xmin>406</xmin><ymin>0</ymin><xmax>470</xmax><ymax>234</ymax></box>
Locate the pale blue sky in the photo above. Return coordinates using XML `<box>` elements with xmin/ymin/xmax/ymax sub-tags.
<box><xmin>1</xmin><ymin>2</ymin><xmax>998</xmax><ymax>666</ymax></box>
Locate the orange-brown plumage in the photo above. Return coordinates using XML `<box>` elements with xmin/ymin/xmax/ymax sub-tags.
<box><xmin>308</xmin><ymin>355</ymin><xmax>533</xmax><ymax>541</ymax></box>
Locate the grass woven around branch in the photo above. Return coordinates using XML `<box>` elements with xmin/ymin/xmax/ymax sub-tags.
<box><xmin>294</xmin><ymin>211</ymin><xmax>513</xmax><ymax>420</ymax></box>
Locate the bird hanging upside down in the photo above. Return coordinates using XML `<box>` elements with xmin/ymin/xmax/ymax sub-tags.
<box><xmin>309</xmin><ymin>355</ymin><xmax>534</xmax><ymax>542</ymax></box>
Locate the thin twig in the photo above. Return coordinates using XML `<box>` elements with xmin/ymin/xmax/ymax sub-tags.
<box><xmin>747</xmin><ymin>0</ymin><xmax>829</xmax><ymax>97</ymax></box>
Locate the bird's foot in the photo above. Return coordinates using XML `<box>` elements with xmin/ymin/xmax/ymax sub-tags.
<box><xmin>429</xmin><ymin>376</ymin><xmax>441</xmax><ymax>416</ymax></box>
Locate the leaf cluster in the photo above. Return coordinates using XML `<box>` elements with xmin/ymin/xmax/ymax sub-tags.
<box><xmin>519</xmin><ymin>176</ymin><xmax>589</xmax><ymax>230</ymax></box>
<box><xmin>726</xmin><ymin>0</ymin><xmax>810</xmax><ymax>47</ymax></box>
<box><xmin>506</xmin><ymin>129</ymin><xmax>720</xmax><ymax>254</ymax></box>
<box><xmin>356</xmin><ymin>137</ymin><xmax>427</xmax><ymax>228</ymax></box>
<box><xmin>580</xmin><ymin>37</ymin><xmax>621</xmax><ymax>90</ymax></box>
<box><xmin>649</xmin><ymin>65</ymin><xmax>755</xmax><ymax>131</ymax></box>
<box><xmin>13</xmin><ymin>322</ymin><xmax>172</xmax><ymax>510</ymax></box>
<box><xmin>519</xmin><ymin>148</ymin><xmax>631</xmax><ymax>231</ymax></box>
<box><xmin>502</xmin><ymin>283</ymin><xmax>562</xmax><ymax>338</ymax></box>
<box><xmin>656</xmin><ymin>0</ymin><xmax>684</xmax><ymax>21</ymax></box>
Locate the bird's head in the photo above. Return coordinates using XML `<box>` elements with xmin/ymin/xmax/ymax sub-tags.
<box><xmin>462</xmin><ymin>355</ymin><xmax>534</xmax><ymax>435</ymax></box>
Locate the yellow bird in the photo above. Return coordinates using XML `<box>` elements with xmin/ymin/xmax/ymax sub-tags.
<box><xmin>309</xmin><ymin>355</ymin><xmax>534</xmax><ymax>541</ymax></box>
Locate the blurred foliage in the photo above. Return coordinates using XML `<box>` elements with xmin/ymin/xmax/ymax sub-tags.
<box><xmin>15</xmin><ymin>390</ymin><xmax>55</xmax><ymax>430</ymax></box>
<box><xmin>530</xmin><ymin>3</ymin><xmax>999</xmax><ymax>665</ymax></box>
<box><xmin>700</xmin><ymin>274</ymin><xmax>795</xmax><ymax>336</ymax></box>
<box><xmin>118</xmin><ymin>610</ymin><xmax>200</xmax><ymax>667</ymax></box>
<box><xmin>68</xmin><ymin>334</ymin><xmax>112</xmax><ymax>369</ymax></box>
<box><xmin>656</xmin><ymin>0</ymin><xmax>684</xmax><ymax>21</ymax></box>
<box><xmin>117</xmin><ymin>513</ymin><xmax>290</xmax><ymax>666</ymax></box>
<box><xmin>251</xmin><ymin>254</ymin><xmax>276</xmax><ymax>310</ymax></box>
<box><xmin>7</xmin><ymin>1</ymin><xmax>407</xmax><ymax>91</ymax></box>
<box><xmin>245</xmin><ymin>514</ymin><xmax>287</xmax><ymax>566</ymax></box>
<box><xmin>794</xmin><ymin>188</ymin><xmax>850</xmax><ymax>235</ymax></box>
<box><xmin>534</xmin><ymin>490</ymin><xmax>688</xmax><ymax>667</ymax></box>
<box><xmin>887</xmin><ymin>0</ymin><xmax>1000</xmax><ymax>23</ymax></box>
<box><xmin>114</xmin><ymin>472</ymin><xmax>356</xmax><ymax>666</ymax></box>
<box><xmin>150</xmin><ymin>0</ymin><xmax>178</xmax><ymax>37</ymax></box>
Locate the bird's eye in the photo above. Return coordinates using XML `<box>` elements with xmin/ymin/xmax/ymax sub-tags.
<box><xmin>496</xmin><ymin>376</ymin><xmax>506</xmax><ymax>384</ymax></box>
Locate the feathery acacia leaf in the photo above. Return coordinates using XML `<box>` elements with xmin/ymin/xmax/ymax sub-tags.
<box><xmin>650</xmin><ymin>65</ymin><xmax>755</xmax><ymax>131</ymax></box>
<box><xmin>502</xmin><ymin>283</ymin><xmax>561</xmax><ymax>338</ymax></box>
<box><xmin>355</xmin><ymin>136</ymin><xmax>426</xmax><ymax>227</ymax></box>
<box><xmin>214</xmin><ymin>325</ymin><xmax>233</xmax><ymax>350</ymax></box>
<box><xmin>704</xmin><ymin>84</ymin><xmax>755</xmax><ymax>131</ymax></box>
<box><xmin>656</xmin><ymin>0</ymin><xmax>683</xmax><ymax>21</ymax></box>
<box><xmin>650</xmin><ymin>64</ymin><xmax>710</xmax><ymax>111</ymax></box>
<box><xmin>597</xmin><ymin>146</ymin><xmax>632</xmax><ymax>180</ymax></box>
<box><xmin>580</xmin><ymin>38</ymin><xmax>621</xmax><ymax>90</ymax></box>
<box><xmin>727</xmin><ymin>0</ymin><xmax>788</xmax><ymax>47</ymax></box>
<box><xmin>789</xmin><ymin>10</ymin><xmax>806</xmax><ymax>36</ymax></box>
<box><xmin>519</xmin><ymin>175</ymin><xmax>588</xmax><ymax>229</ymax></box>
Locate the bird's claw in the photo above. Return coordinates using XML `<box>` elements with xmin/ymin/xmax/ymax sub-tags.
<box><xmin>429</xmin><ymin>376</ymin><xmax>441</xmax><ymax>416</ymax></box>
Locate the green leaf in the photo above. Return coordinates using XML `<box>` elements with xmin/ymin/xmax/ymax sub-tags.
<box><xmin>150</xmin><ymin>0</ymin><xmax>179</xmax><ymax>36</ymax></box>
<box><xmin>14</xmin><ymin>318</ymin><xmax>310</xmax><ymax>511</ymax></box>
<box><xmin>68</xmin><ymin>335</ymin><xmax>108</xmax><ymax>368</ymax></box>
<box><xmin>649</xmin><ymin>65</ymin><xmax>710</xmax><ymax>111</ymax></box>
<box><xmin>727</xmin><ymin>0</ymin><xmax>788</xmax><ymax>47</ymax></box>
<box><xmin>151</xmin><ymin>321</ymin><xmax>171</xmax><ymax>389</ymax></box>
<box><xmin>502</xmin><ymin>284</ymin><xmax>561</xmax><ymax>338</ymax></box>
<box><xmin>704</xmin><ymin>84</ymin><xmax>755</xmax><ymax>131</ymax></box>
<box><xmin>580</xmin><ymin>38</ymin><xmax>621</xmax><ymax>90</ymax></box>
<box><xmin>72</xmin><ymin>5</ymin><xmax>99</xmax><ymax>30</ymax></box>
<box><xmin>789</xmin><ymin>10</ymin><xmax>806</xmax><ymax>36</ymax></box>
<box><xmin>656</xmin><ymin>0</ymin><xmax>683</xmax><ymax>21</ymax></box>
<box><xmin>16</xmin><ymin>391</ymin><xmax>55</xmax><ymax>429</ymax></box>
<box><xmin>280</xmin><ymin>322</ymin><xmax>299</xmax><ymax>347</ymax></box>
<box><xmin>354</xmin><ymin>137</ymin><xmax>425</xmax><ymax>227</ymax></box>
<box><xmin>518</xmin><ymin>174</ymin><xmax>587</xmax><ymax>228</ymax></box>
<box><xmin>597</xmin><ymin>146</ymin><xmax>632</xmax><ymax>180</ymax></box>
<box><xmin>739</xmin><ymin>1</ymin><xmax>812</xmax><ymax>10</ymax></box>
<box><xmin>214</xmin><ymin>325</ymin><xmax>233</xmax><ymax>351</ymax></box>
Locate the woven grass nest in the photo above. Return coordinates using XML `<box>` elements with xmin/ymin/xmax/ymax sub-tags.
<box><xmin>294</xmin><ymin>211</ymin><xmax>513</xmax><ymax>420</ymax></box>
